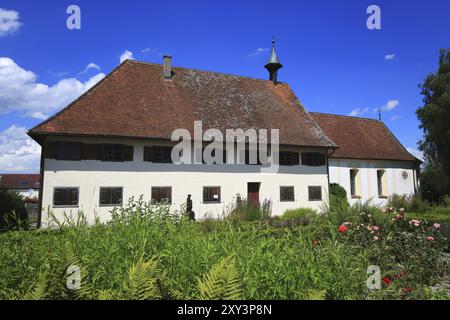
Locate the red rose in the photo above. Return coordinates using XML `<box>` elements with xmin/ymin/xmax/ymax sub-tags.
<box><xmin>338</xmin><ymin>225</ymin><xmax>348</xmax><ymax>233</ymax></box>
<box><xmin>313</xmin><ymin>240</ymin><xmax>319</xmax><ymax>247</ymax></box>
<box><xmin>382</xmin><ymin>277</ymin><xmax>391</xmax><ymax>286</ymax></box>
<box><xmin>393</xmin><ymin>274</ymin><xmax>399</xmax><ymax>280</ymax></box>
<box><xmin>402</xmin><ymin>287</ymin><xmax>413</xmax><ymax>293</ymax></box>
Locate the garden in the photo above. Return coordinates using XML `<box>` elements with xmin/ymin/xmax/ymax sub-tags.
<box><xmin>0</xmin><ymin>186</ymin><xmax>449</xmax><ymax>300</ymax></box>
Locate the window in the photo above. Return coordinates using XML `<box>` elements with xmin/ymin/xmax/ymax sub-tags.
<box><xmin>151</xmin><ymin>187</ymin><xmax>172</xmax><ymax>204</ymax></box>
<box><xmin>99</xmin><ymin>187</ymin><xmax>123</xmax><ymax>206</ymax></box>
<box><xmin>53</xmin><ymin>188</ymin><xmax>79</xmax><ymax>207</ymax></box>
<box><xmin>20</xmin><ymin>181</ymin><xmax>29</xmax><ymax>187</ymax></box>
<box><xmin>301</xmin><ymin>152</ymin><xmax>326</xmax><ymax>166</ymax></box>
<box><xmin>308</xmin><ymin>186</ymin><xmax>322</xmax><ymax>201</ymax></box>
<box><xmin>350</xmin><ymin>169</ymin><xmax>359</xmax><ymax>197</ymax></box>
<box><xmin>244</xmin><ymin>148</ymin><xmax>261</xmax><ymax>165</ymax></box>
<box><xmin>144</xmin><ymin>146</ymin><xmax>172</xmax><ymax>163</ymax></box>
<box><xmin>279</xmin><ymin>151</ymin><xmax>300</xmax><ymax>166</ymax></box>
<box><xmin>280</xmin><ymin>186</ymin><xmax>295</xmax><ymax>202</ymax></box>
<box><xmin>202</xmin><ymin>147</ymin><xmax>227</xmax><ymax>164</ymax></box>
<box><xmin>56</xmin><ymin>142</ymin><xmax>81</xmax><ymax>161</ymax></box>
<box><xmin>203</xmin><ymin>187</ymin><xmax>221</xmax><ymax>203</ymax></box>
<box><xmin>377</xmin><ymin>170</ymin><xmax>386</xmax><ymax>197</ymax></box>
<box><xmin>101</xmin><ymin>144</ymin><xmax>133</xmax><ymax>162</ymax></box>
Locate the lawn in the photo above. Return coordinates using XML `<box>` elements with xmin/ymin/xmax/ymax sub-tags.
<box><xmin>0</xmin><ymin>198</ymin><xmax>448</xmax><ymax>300</ymax></box>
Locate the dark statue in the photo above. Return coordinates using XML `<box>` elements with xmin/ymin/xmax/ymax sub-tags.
<box><xmin>186</xmin><ymin>194</ymin><xmax>195</xmax><ymax>221</ymax></box>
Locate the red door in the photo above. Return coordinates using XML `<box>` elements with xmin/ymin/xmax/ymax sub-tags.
<box><xmin>247</xmin><ymin>183</ymin><xmax>260</xmax><ymax>208</ymax></box>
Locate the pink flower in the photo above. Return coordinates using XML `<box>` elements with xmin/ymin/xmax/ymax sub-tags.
<box><xmin>409</xmin><ymin>219</ymin><xmax>421</xmax><ymax>227</ymax></box>
<box><xmin>433</xmin><ymin>223</ymin><xmax>441</xmax><ymax>229</ymax></box>
<box><xmin>426</xmin><ymin>236</ymin><xmax>435</xmax><ymax>241</ymax></box>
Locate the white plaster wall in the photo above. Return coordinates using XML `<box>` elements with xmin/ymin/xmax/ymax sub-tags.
<box><xmin>329</xmin><ymin>158</ymin><xmax>418</xmax><ymax>206</ymax></box>
<box><xmin>40</xmin><ymin>137</ymin><xmax>329</xmax><ymax>226</ymax></box>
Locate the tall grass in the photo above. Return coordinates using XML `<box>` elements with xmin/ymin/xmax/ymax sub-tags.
<box><xmin>0</xmin><ymin>197</ymin><xmax>373</xmax><ymax>300</ymax></box>
<box><xmin>0</xmin><ymin>197</ymin><xmax>447</xmax><ymax>300</ymax></box>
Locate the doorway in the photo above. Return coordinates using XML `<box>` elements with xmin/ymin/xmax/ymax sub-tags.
<box><xmin>247</xmin><ymin>182</ymin><xmax>260</xmax><ymax>208</ymax></box>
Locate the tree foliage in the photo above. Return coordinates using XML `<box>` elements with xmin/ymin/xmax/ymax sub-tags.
<box><xmin>416</xmin><ymin>49</ymin><xmax>450</xmax><ymax>201</ymax></box>
<box><xmin>0</xmin><ymin>188</ymin><xmax>28</xmax><ymax>231</ymax></box>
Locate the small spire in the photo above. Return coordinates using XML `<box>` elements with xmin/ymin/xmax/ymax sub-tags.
<box><xmin>265</xmin><ymin>36</ymin><xmax>283</xmax><ymax>83</ymax></box>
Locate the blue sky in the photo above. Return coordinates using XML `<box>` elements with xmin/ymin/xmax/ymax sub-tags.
<box><xmin>1</xmin><ymin>0</ymin><xmax>449</xmax><ymax>172</ymax></box>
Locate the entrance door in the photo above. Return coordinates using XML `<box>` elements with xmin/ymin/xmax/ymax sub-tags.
<box><xmin>247</xmin><ymin>183</ymin><xmax>260</xmax><ymax>208</ymax></box>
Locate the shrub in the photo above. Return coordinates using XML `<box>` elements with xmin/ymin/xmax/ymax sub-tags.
<box><xmin>227</xmin><ymin>198</ymin><xmax>271</xmax><ymax>223</ymax></box>
<box><xmin>409</xmin><ymin>194</ymin><xmax>431</xmax><ymax>212</ymax></box>
<box><xmin>329</xmin><ymin>183</ymin><xmax>349</xmax><ymax>211</ymax></box>
<box><xmin>280</xmin><ymin>208</ymin><xmax>317</xmax><ymax>225</ymax></box>
<box><xmin>387</xmin><ymin>194</ymin><xmax>410</xmax><ymax>210</ymax></box>
<box><xmin>324</xmin><ymin>199</ymin><xmax>384</xmax><ymax>227</ymax></box>
<box><xmin>442</xmin><ymin>195</ymin><xmax>450</xmax><ymax>207</ymax></box>
<box><xmin>387</xmin><ymin>194</ymin><xmax>430</xmax><ymax>213</ymax></box>
<box><xmin>0</xmin><ymin>188</ymin><xmax>28</xmax><ymax>231</ymax></box>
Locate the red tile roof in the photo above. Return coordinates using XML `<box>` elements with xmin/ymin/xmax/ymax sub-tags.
<box><xmin>29</xmin><ymin>60</ymin><xmax>336</xmax><ymax>148</ymax></box>
<box><xmin>0</xmin><ymin>174</ymin><xmax>40</xmax><ymax>189</ymax></box>
<box><xmin>310</xmin><ymin>112</ymin><xmax>419</xmax><ymax>162</ymax></box>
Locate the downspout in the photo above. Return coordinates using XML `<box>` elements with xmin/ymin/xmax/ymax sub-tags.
<box><xmin>37</xmin><ymin>136</ymin><xmax>46</xmax><ymax>229</ymax></box>
<box><xmin>327</xmin><ymin>148</ymin><xmax>336</xmax><ymax>204</ymax></box>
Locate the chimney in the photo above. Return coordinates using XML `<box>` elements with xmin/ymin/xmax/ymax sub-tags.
<box><xmin>163</xmin><ymin>55</ymin><xmax>172</xmax><ymax>80</ymax></box>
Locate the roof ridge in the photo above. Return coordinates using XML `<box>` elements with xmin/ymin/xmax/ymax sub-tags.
<box><xmin>127</xmin><ymin>59</ymin><xmax>284</xmax><ymax>84</ymax></box>
<box><xmin>309</xmin><ymin>111</ymin><xmax>380</xmax><ymax>122</ymax></box>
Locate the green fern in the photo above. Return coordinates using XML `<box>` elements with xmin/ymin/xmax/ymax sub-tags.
<box><xmin>197</xmin><ymin>256</ymin><xmax>243</xmax><ymax>300</ymax></box>
<box><xmin>305</xmin><ymin>289</ymin><xmax>327</xmax><ymax>300</ymax></box>
<box><xmin>22</xmin><ymin>248</ymin><xmax>87</xmax><ymax>300</ymax></box>
<box><xmin>124</xmin><ymin>257</ymin><xmax>161</xmax><ymax>300</ymax></box>
<box><xmin>98</xmin><ymin>289</ymin><xmax>118</xmax><ymax>300</ymax></box>
<box><xmin>64</xmin><ymin>248</ymin><xmax>92</xmax><ymax>299</ymax></box>
<box><xmin>23</xmin><ymin>272</ymin><xmax>47</xmax><ymax>300</ymax></box>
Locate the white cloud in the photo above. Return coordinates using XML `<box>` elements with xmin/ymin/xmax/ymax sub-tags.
<box><xmin>373</xmin><ymin>99</ymin><xmax>400</xmax><ymax>114</ymax></box>
<box><xmin>384</xmin><ymin>99</ymin><xmax>399</xmax><ymax>111</ymax></box>
<box><xmin>120</xmin><ymin>50</ymin><xmax>134</xmax><ymax>63</ymax></box>
<box><xmin>385</xmin><ymin>54</ymin><xmax>396</xmax><ymax>60</ymax></box>
<box><xmin>348</xmin><ymin>107</ymin><xmax>369</xmax><ymax>117</ymax></box>
<box><xmin>248</xmin><ymin>48</ymin><xmax>269</xmax><ymax>58</ymax></box>
<box><xmin>80</xmin><ymin>62</ymin><xmax>100</xmax><ymax>74</ymax></box>
<box><xmin>406</xmin><ymin>147</ymin><xmax>424</xmax><ymax>162</ymax></box>
<box><xmin>0</xmin><ymin>125</ymin><xmax>41</xmax><ymax>173</ymax></box>
<box><xmin>390</xmin><ymin>115</ymin><xmax>400</xmax><ymax>121</ymax></box>
<box><xmin>0</xmin><ymin>8</ymin><xmax>22</xmax><ymax>37</ymax></box>
<box><xmin>0</xmin><ymin>57</ymin><xmax>105</xmax><ymax>119</ymax></box>
<box><xmin>141</xmin><ymin>47</ymin><xmax>152</xmax><ymax>54</ymax></box>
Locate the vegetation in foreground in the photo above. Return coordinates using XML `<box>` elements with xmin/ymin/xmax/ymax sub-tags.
<box><xmin>0</xmin><ymin>193</ymin><xmax>449</xmax><ymax>300</ymax></box>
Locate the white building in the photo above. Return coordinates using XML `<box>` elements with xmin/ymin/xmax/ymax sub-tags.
<box><xmin>27</xmin><ymin>47</ymin><xmax>420</xmax><ymax>228</ymax></box>
<box><xmin>311</xmin><ymin>113</ymin><xmax>421</xmax><ymax>206</ymax></box>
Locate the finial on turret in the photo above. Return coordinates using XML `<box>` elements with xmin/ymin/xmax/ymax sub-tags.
<box><xmin>265</xmin><ymin>37</ymin><xmax>283</xmax><ymax>84</ymax></box>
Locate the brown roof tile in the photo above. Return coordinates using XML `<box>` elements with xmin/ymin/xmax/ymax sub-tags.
<box><xmin>29</xmin><ymin>60</ymin><xmax>336</xmax><ymax>148</ymax></box>
<box><xmin>0</xmin><ymin>174</ymin><xmax>40</xmax><ymax>189</ymax></box>
<box><xmin>310</xmin><ymin>112</ymin><xmax>419</xmax><ymax>162</ymax></box>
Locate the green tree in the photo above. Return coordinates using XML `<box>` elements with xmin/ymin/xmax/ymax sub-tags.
<box><xmin>416</xmin><ymin>49</ymin><xmax>450</xmax><ymax>201</ymax></box>
<box><xmin>0</xmin><ymin>188</ymin><xmax>29</xmax><ymax>231</ymax></box>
